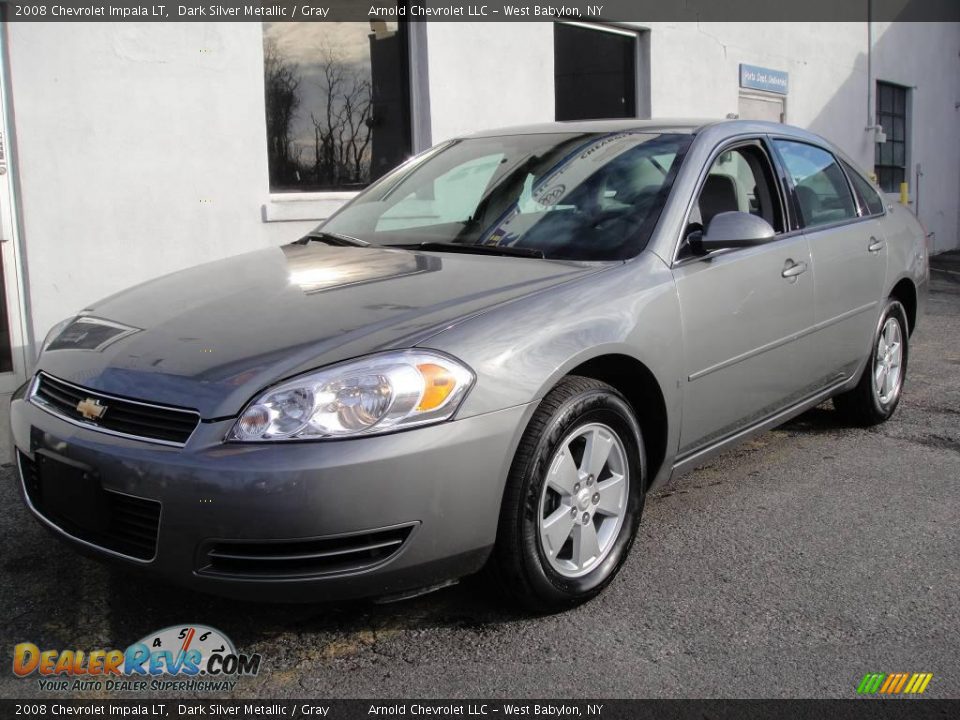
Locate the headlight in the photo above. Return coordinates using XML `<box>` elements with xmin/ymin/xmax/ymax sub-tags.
<box><xmin>229</xmin><ymin>350</ymin><xmax>474</xmax><ymax>441</ymax></box>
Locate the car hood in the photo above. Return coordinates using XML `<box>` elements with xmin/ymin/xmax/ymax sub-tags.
<box><xmin>37</xmin><ymin>243</ymin><xmax>598</xmax><ymax>419</ymax></box>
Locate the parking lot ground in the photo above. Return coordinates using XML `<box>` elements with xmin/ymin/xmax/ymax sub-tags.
<box><xmin>1</xmin><ymin>272</ymin><xmax>958</xmax><ymax>700</ymax></box>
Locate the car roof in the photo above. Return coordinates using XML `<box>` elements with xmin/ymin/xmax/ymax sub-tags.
<box><xmin>462</xmin><ymin>118</ymin><xmax>715</xmax><ymax>137</ymax></box>
<box><xmin>461</xmin><ymin>118</ymin><xmax>830</xmax><ymax>146</ymax></box>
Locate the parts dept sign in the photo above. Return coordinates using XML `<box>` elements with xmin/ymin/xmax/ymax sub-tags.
<box><xmin>12</xmin><ymin>624</ymin><xmax>261</xmax><ymax>693</ymax></box>
<box><xmin>739</xmin><ymin>63</ymin><xmax>789</xmax><ymax>95</ymax></box>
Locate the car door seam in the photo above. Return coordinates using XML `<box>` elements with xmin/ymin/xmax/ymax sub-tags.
<box><xmin>687</xmin><ymin>300</ymin><xmax>876</xmax><ymax>381</ymax></box>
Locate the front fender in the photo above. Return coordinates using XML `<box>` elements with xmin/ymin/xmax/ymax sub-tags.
<box><xmin>422</xmin><ymin>253</ymin><xmax>683</xmax><ymax>482</ymax></box>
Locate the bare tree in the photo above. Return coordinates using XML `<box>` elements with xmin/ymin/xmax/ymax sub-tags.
<box><xmin>263</xmin><ymin>38</ymin><xmax>302</xmax><ymax>188</ymax></box>
<box><xmin>309</xmin><ymin>44</ymin><xmax>373</xmax><ymax>189</ymax></box>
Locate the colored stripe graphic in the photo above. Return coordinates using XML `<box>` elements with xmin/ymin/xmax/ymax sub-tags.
<box><xmin>879</xmin><ymin>674</ymin><xmax>897</xmax><ymax>693</ymax></box>
<box><xmin>893</xmin><ymin>673</ymin><xmax>909</xmax><ymax>693</ymax></box>
<box><xmin>857</xmin><ymin>672</ymin><xmax>933</xmax><ymax>695</ymax></box>
<box><xmin>857</xmin><ymin>673</ymin><xmax>886</xmax><ymax>694</ymax></box>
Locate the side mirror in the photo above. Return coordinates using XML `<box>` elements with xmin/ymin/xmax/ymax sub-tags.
<box><xmin>698</xmin><ymin>211</ymin><xmax>776</xmax><ymax>252</ymax></box>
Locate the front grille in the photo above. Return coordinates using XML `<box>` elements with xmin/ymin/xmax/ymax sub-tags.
<box><xmin>30</xmin><ymin>372</ymin><xmax>200</xmax><ymax>445</ymax></box>
<box><xmin>19</xmin><ymin>451</ymin><xmax>161</xmax><ymax>561</ymax></box>
<box><xmin>197</xmin><ymin>524</ymin><xmax>416</xmax><ymax>579</ymax></box>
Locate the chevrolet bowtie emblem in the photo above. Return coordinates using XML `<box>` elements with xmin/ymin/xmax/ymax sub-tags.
<box><xmin>76</xmin><ymin>397</ymin><xmax>107</xmax><ymax>421</ymax></box>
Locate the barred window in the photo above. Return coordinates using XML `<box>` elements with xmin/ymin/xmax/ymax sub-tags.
<box><xmin>875</xmin><ymin>81</ymin><xmax>908</xmax><ymax>193</ymax></box>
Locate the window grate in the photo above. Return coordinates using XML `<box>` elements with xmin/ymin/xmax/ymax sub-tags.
<box><xmin>875</xmin><ymin>81</ymin><xmax>908</xmax><ymax>193</ymax></box>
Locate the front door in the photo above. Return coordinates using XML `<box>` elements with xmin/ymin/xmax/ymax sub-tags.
<box><xmin>673</xmin><ymin>139</ymin><xmax>817</xmax><ymax>457</ymax></box>
<box><xmin>0</xmin><ymin>40</ymin><xmax>28</xmax><ymax>395</ymax></box>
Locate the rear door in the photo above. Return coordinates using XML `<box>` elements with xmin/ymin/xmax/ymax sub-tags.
<box><xmin>672</xmin><ymin>138</ymin><xmax>817</xmax><ymax>457</ymax></box>
<box><xmin>772</xmin><ymin>140</ymin><xmax>888</xmax><ymax>382</ymax></box>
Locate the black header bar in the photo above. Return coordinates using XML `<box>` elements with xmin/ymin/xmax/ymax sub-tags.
<box><xmin>1</xmin><ymin>700</ymin><xmax>959</xmax><ymax>719</ymax></box>
<box><xmin>3</xmin><ymin>0</ymin><xmax>959</xmax><ymax>22</ymax></box>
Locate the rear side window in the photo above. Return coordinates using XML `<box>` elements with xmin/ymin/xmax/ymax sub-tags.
<box><xmin>774</xmin><ymin>140</ymin><xmax>857</xmax><ymax>228</ymax></box>
<box><xmin>842</xmin><ymin>160</ymin><xmax>886</xmax><ymax>216</ymax></box>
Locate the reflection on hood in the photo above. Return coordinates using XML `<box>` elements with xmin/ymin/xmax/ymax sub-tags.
<box><xmin>282</xmin><ymin>244</ymin><xmax>441</xmax><ymax>294</ymax></box>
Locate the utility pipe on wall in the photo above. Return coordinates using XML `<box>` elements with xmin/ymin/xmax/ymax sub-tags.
<box><xmin>866</xmin><ymin>4</ymin><xmax>873</xmax><ymax>129</ymax></box>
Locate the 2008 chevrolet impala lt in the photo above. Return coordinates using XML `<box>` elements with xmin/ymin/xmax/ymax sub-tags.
<box><xmin>12</xmin><ymin>120</ymin><xmax>928</xmax><ymax>610</ymax></box>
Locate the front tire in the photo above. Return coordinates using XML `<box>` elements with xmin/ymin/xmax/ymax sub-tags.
<box><xmin>489</xmin><ymin>376</ymin><xmax>645</xmax><ymax>612</ymax></box>
<box><xmin>833</xmin><ymin>298</ymin><xmax>909</xmax><ymax>426</ymax></box>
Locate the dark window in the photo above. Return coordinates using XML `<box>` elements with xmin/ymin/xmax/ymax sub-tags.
<box><xmin>774</xmin><ymin>140</ymin><xmax>858</xmax><ymax>228</ymax></box>
<box><xmin>262</xmin><ymin>21</ymin><xmax>412</xmax><ymax>193</ymax></box>
<box><xmin>842</xmin><ymin>160</ymin><xmax>885</xmax><ymax>216</ymax></box>
<box><xmin>875</xmin><ymin>81</ymin><xmax>908</xmax><ymax>193</ymax></box>
<box><xmin>554</xmin><ymin>23</ymin><xmax>636</xmax><ymax>121</ymax></box>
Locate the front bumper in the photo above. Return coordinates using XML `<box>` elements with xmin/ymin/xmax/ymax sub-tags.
<box><xmin>10</xmin><ymin>392</ymin><xmax>533</xmax><ymax>602</ymax></box>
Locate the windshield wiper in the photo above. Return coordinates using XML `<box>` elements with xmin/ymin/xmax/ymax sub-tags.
<box><xmin>297</xmin><ymin>231</ymin><xmax>369</xmax><ymax>247</ymax></box>
<box><xmin>414</xmin><ymin>242</ymin><xmax>545</xmax><ymax>259</ymax></box>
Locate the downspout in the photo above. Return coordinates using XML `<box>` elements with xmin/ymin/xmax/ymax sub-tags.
<box><xmin>866</xmin><ymin>3</ymin><xmax>873</xmax><ymax>129</ymax></box>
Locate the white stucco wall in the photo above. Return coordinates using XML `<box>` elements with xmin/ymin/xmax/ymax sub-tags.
<box><xmin>5</xmin><ymin>20</ymin><xmax>959</xmax><ymax>350</ymax></box>
<box><xmin>426</xmin><ymin>21</ymin><xmax>960</xmax><ymax>253</ymax></box>
<box><xmin>640</xmin><ymin>21</ymin><xmax>960</xmax><ymax>253</ymax></box>
<box><xmin>869</xmin><ymin>21</ymin><xmax>960</xmax><ymax>254</ymax></box>
<box><xmin>5</xmin><ymin>22</ymin><xmax>313</xmax><ymax>345</ymax></box>
<box><xmin>426</xmin><ymin>22</ymin><xmax>555</xmax><ymax>143</ymax></box>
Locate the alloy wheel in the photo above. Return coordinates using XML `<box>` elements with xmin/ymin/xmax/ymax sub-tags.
<box><xmin>537</xmin><ymin>422</ymin><xmax>629</xmax><ymax>578</ymax></box>
<box><xmin>873</xmin><ymin>316</ymin><xmax>903</xmax><ymax>405</ymax></box>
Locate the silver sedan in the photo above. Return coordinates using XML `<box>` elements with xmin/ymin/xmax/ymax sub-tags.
<box><xmin>12</xmin><ymin>119</ymin><xmax>927</xmax><ymax>610</ymax></box>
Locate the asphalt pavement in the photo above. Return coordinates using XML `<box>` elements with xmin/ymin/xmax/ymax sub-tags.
<box><xmin>1</xmin><ymin>270</ymin><xmax>957</xmax><ymax>700</ymax></box>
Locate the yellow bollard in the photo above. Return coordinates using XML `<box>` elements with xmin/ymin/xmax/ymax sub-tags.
<box><xmin>899</xmin><ymin>181</ymin><xmax>909</xmax><ymax>205</ymax></box>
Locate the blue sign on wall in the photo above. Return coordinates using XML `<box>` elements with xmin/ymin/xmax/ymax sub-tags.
<box><xmin>739</xmin><ymin>64</ymin><xmax>789</xmax><ymax>95</ymax></box>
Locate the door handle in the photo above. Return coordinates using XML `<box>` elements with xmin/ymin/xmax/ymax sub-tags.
<box><xmin>868</xmin><ymin>237</ymin><xmax>885</xmax><ymax>253</ymax></box>
<box><xmin>781</xmin><ymin>260</ymin><xmax>808</xmax><ymax>279</ymax></box>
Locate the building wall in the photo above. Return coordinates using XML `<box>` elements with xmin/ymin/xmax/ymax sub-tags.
<box><xmin>869</xmin><ymin>22</ymin><xmax>960</xmax><ymax>255</ymax></box>
<box><xmin>427</xmin><ymin>20</ymin><xmax>959</xmax><ymax>251</ymax></box>
<box><xmin>426</xmin><ymin>22</ymin><xmax>555</xmax><ymax>142</ymax></box>
<box><xmin>641</xmin><ymin>21</ymin><xmax>960</xmax><ymax>253</ymax></box>
<box><xmin>6</xmin><ymin>21</ymin><xmax>960</xmax><ymax>349</ymax></box>
<box><xmin>5</xmin><ymin>22</ymin><xmax>310</xmax><ymax>346</ymax></box>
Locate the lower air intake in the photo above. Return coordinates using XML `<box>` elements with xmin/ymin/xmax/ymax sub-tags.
<box><xmin>197</xmin><ymin>524</ymin><xmax>416</xmax><ymax>579</ymax></box>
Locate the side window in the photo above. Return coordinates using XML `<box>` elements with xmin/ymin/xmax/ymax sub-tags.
<box><xmin>684</xmin><ymin>142</ymin><xmax>784</xmax><ymax>250</ymax></box>
<box><xmin>841</xmin><ymin>160</ymin><xmax>885</xmax><ymax>216</ymax></box>
<box><xmin>774</xmin><ymin>140</ymin><xmax>857</xmax><ymax>228</ymax></box>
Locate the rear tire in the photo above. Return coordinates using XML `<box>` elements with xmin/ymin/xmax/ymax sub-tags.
<box><xmin>833</xmin><ymin>298</ymin><xmax>909</xmax><ymax>426</ymax></box>
<box><xmin>488</xmin><ymin>376</ymin><xmax>645</xmax><ymax>613</ymax></box>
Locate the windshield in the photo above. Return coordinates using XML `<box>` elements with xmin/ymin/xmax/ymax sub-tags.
<box><xmin>319</xmin><ymin>131</ymin><xmax>692</xmax><ymax>261</ymax></box>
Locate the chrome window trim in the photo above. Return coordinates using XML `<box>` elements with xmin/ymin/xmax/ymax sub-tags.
<box><xmin>28</xmin><ymin>372</ymin><xmax>200</xmax><ymax>448</ymax></box>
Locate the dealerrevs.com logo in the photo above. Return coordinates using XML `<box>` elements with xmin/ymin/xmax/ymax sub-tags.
<box><xmin>13</xmin><ymin>624</ymin><xmax>261</xmax><ymax>693</ymax></box>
